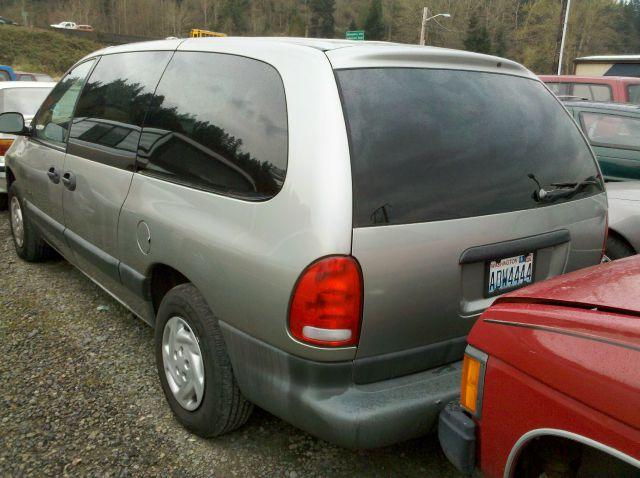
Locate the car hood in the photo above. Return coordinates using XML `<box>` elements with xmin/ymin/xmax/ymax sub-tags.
<box><xmin>606</xmin><ymin>181</ymin><xmax>640</xmax><ymax>202</ymax></box>
<box><xmin>498</xmin><ymin>255</ymin><xmax>640</xmax><ymax>315</ymax></box>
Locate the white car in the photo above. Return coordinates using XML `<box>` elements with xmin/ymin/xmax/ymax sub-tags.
<box><xmin>0</xmin><ymin>82</ymin><xmax>55</xmax><ymax>208</ymax></box>
<box><xmin>50</xmin><ymin>21</ymin><xmax>77</xmax><ymax>29</ymax></box>
<box><xmin>606</xmin><ymin>181</ymin><xmax>640</xmax><ymax>259</ymax></box>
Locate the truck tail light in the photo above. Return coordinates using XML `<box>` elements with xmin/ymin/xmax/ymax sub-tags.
<box><xmin>289</xmin><ymin>256</ymin><xmax>362</xmax><ymax>347</ymax></box>
<box><xmin>0</xmin><ymin>138</ymin><xmax>13</xmax><ymax>156</ymax></box>
<box><xmin>460</xmin><ymin>346</ymin><xmax>488</xmax><ymax>417</ymax></box>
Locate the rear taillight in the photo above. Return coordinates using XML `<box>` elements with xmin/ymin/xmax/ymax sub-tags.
<box><xmin>289</xmin><ymin>256</ymin><xmax>363</xmax><ymax>347</ymax></box>
<box><xmin>0</xmin><ymin>138</ymin><xmax>13</xmax><ymax>156</ymax></box>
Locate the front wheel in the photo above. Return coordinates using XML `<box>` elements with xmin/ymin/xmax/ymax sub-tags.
<box><xmin>605</xmin><ymin>235</ymin><xmax>635</xmax><ymax>261</ymax></box>
<box><xmin>154</xmin><ymin>283</ymin><xmax>253</xmax><ymax>437</ymax></box>
<box><xmin>8</xmin><ymin>183</ymin><xmax>51</xmax><ymax>262</ymax></box>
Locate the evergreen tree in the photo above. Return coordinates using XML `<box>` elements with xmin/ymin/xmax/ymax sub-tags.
<box><xmin>464</xmin><ymin>13</ymin><xmax>492</xmax><ymax>54</ymax></box>
<box><xmin>349</xmin><ymin>19</ymin><xmax>357</xmax><ymax>31</ymax></box>
<box><xmin>308</xmin><ymin>0</ymin><xmax>335</xmax><ymax>38</ymax></box>
<box><xmin>364</xmin><ymin>0</ymin><xmax>385</xmax><ymax>40</ymax></box>
<box><xmin>494</xmin><ymin>28</ymin><xmax>507</xmax><ymax>57</ymax></box>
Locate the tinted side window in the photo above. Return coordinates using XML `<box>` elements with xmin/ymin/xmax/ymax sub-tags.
<box><xmin>571</xmin><ymin>83</ymin><xmax>612</xmax><ymax>102</ymax></box>
<box><xmin>580</xmin><ymin>112</ymin><xmax>640</xmax><ymax>150</ymax></box>
<box><xmin>337</xmin><ymin>69</ymin><xmax>602</xmax><ymax>227</ymax></box>
<box><xmin>137</xmin><ymin>51</ymin><xmax>288</xmax><ymax>200</ymax></box>
<box><xmin>0</xmin><ymin>71</ymin><xmax>9</xmax><ymax>81</ymax></box>
<box><xmin>628</xmin><ymin>85</ymin><xmax>640</xmax><ymax>104</ymax></box>
<box><xmin>68</xmin><ymin>51</ymin><xmax>172</xmax><ymax>168</ymax></box>
<box><xmin>33</xmin><ymin>60</ymin><xmax>95</xmax><ymax>146</ymax></box>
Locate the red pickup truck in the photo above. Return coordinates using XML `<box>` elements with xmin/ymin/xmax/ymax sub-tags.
<box><xmin>539</xmin><ymin>75</ymin><xmax>640</xmax><ymax>103</ymax></box>
<box><xmin>439</xmin><ymin>257</ymin><xmax>640</xmax><ymax>477</ymax></box>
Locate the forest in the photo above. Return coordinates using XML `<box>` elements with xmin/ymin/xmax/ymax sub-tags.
<box><xmin>0</xmin><ymin>0</ymin><xmax>638</xmax><ymax>74</ymax></box>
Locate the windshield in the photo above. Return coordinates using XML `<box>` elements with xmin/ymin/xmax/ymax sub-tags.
<box><xmin>336</xmin><ymin>68</ymin><xmax>603</xmax><ymax>227</ymax></box>
<box><xmin>0</xmin><ymin>87</ymin><xmax>52</xmax><ymax>117</ymax></box>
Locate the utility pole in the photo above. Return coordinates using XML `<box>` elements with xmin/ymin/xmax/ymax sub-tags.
<box><xmin>554</xmin><ymin>0</ymin><xmax>571</xmax><ymax>75</ymax></box>
<box><xmin>419</xmin><ymin>7</ymin><xmax>429</xmax><ymax>46</ymax></box>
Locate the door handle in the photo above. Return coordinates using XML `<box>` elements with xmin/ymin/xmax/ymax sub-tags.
<box><xmin>61</xmin><ymin>171</ymin><xmax>76</xmax><ymax>191</ymax></box>
<box><xmin>47</xmin><ymin>166</ymin><xmax>60</xmax><ymax>184</ymax></box>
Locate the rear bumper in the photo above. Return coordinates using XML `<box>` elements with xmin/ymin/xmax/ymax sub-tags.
<box><xmin>219</xmin><ymin>321</ymin><xmax>463</xmax><ymax>449</ymax></box>
<box><xmin>438</xmin><ymin>401</ymin><xmax>477</xmax><ymax>475</ymax></box>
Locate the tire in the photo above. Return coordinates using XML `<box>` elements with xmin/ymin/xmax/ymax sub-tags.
<box><xmin>8</xmin><ymin>183</ymin><xmax>51</xmax><ymax>262</ymax></box>
<box><xmin>605</xmin><ymin>234</ymin><xmax>635</xmax><ymax>261</ymax></box>
<box><xmin>154</xmin><ymin>283</ymin><xmax>253</xmax><ymax>437</ymax></box>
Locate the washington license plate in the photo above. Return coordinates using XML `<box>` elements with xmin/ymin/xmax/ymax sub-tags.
<box><xmin>486</xmin><ymin>253</ymin><xmax>534</xmax><ymax>297</ymax></box>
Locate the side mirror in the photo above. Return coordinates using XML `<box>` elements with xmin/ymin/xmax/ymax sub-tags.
<box><xmin>0</xmin><ymin>112</ymin><xmax>27</xmax><ymax>135</ymax></box>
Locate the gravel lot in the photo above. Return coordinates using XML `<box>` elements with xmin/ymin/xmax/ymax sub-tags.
<box><xmin>0</xmin><ymin>211</ymin><xmax>461</xmax><ymax>477</ymax></box>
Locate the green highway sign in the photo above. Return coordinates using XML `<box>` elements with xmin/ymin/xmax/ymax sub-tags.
<box><xmin>346</xmin><ymin>30</ymin><xmax>365</xmax><ymax>40</ymax></box>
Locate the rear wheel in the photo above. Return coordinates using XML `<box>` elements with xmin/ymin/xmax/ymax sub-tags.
<box><xmin>605</xmin><ymin>234</ymin><xmax>635</xmax><ymax>260</ymax></box>
<box><xmin>8</xmin><ymin>183</ymin><xmax>51</xmax><ymax>262</ymax></box>
<box><xmin>154</xmin><ymin>283</ymin><xmax>253</xmax><ymax>437</ymax></box>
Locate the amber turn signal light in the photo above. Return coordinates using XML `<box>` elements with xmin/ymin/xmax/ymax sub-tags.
<box><xmin>460</xmin><ymin>347</ymin><xmax>487</xmax><ymax>416</ymax></box>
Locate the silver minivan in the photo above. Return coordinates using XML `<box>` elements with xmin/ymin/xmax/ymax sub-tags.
<box><xmin>1</xmin><ymin>38</ymin><xmax>607</xmax><ymax>448</ymax></box>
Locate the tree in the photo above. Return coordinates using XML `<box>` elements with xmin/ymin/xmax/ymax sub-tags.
<box><xmin>364</xmin><ymin>0</ymin><xmax>385</xmax><ymax>40</ymax></box>
<box><xmin>308</xmin><ymin>0</ymin><xmax>335</xmax><ymax>38</ymax></box>
<box><xmin>464</xmin><ymin>12</ymin><xmax>492</xmax><ymax>54</ymax></box>
<box><xmin>349</xmin><ymin>18</ymin><xmax>356</xmax><ymax>31</ymax></box>
<box><xmin>494</xmin><ymin>28</ymin><xmax>507</xmax><ymax>57</ymax></box>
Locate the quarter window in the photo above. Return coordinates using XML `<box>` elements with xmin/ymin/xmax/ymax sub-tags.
<box><xmin>580</xmin><ymin>112</ymin><xmax>640</xmax><ymax>150</ymax></box>
<box><xmin>137</xmin><ymin>51</ymin><xmax>288</xmax><ymax>200</ymax></box>
<box><xmin>628</xmin><ymin>85</ymin><xmax>640</xmax><ymax>104</ymax></box>
<box><xmin>33</xmin><ymin>60</ymin><xmax>95</xmax><ymax>146</ymax></box>
<box><xmin>68</xmin><ymin>51</ymin><xmax>173</xmax><ymax>168</ymax></box>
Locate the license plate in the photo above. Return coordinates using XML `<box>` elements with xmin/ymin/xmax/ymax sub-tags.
<box><xmin>486</xmin><ymin>253</ymin><xmax>534</xmax><ymax>297</ymax></box>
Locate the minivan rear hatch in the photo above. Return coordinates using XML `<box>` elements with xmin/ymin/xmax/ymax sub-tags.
<box><xmin>333</xmin><ymin>52</ymin><xmax>607</xmax><ymax>383</ymax></box>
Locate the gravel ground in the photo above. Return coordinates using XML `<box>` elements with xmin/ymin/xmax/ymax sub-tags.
<box><xmin>0</xmin><ymin>211</ymin><xmax>462</xmax><ymax>477</ymax></box>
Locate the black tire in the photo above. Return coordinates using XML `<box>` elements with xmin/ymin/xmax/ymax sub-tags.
<box><xmin>8</xmin><ymin>183</ymin><xmax>51</xmax><ymax>262</ymax></box>
<box><xmin>0</xmin><ymin>193</ymin><xmax>7</xmax><ymax>210</ymax></box>
<box><xmin>605</xmin><ymin>234</ymin><xmax>635</xmax><ymax>261</ymax></box>
<box><xmin>154</xmin><ymin>283</ymin><xmax>253</xmax><ymax>437</ymax></box>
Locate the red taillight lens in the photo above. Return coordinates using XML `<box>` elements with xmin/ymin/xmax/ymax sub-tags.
<box><xmin>289</xmin><ymin>256</ymin><xmax>363</xmax><ymax>347</ymax></box>
<box><xmin>0</xmin><ymin>138</ymin><xmax>13</xmax><ymax>156</ymax></box>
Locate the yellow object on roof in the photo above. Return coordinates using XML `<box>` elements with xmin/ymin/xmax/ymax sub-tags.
<box><xmin>190</xmin><ymin>29</ymin><xmax>227</xmax><ymax>38</ymax></box>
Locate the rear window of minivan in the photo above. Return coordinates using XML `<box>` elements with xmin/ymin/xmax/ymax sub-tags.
<box><xmin>337</xmin><ymin>69</ymin><xmax>603</xmax><ymax>227</ymax></box>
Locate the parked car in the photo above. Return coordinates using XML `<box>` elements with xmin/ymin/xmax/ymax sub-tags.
<box><xmin>50</xmin><ymin>21</ymin><xmax>77</xmax><ymax>29</ymax></box>
<box><xmin>0</xmin><ymin>65</ymin><xmax>16</xmax><ymax>81</ymax></box>
<box><xmin>0</xmin><ymin>16</ymin><xmax>18</xmax><ymax>25</ymax></box>
<box><xmin>15</xmin><ymin>72</ymin><xmax>36</xmax><ymax>82</ymax></box>
<box><xmin>563</xmin><ymin>101</ymin><xmax>640</xmax><ymax>181</ymax></box>
<box><xmin>0</xmin><ymin>38</ymin><xmax>607</xmax><ymax>448</ymax></box>
<box><xmin>15</xmin><ymin>71</ymin><xmax>54</xmax><ymax>82</ymax></box>
<box><xmin>540</xmin><ymin>74</ymin><xmax>640</xmax><ymax>103</ymax></box>
<box><xmin>0</xmin><ymin>81</ymin><xmax>54</xmax><ymax>208</ymax></box>
<box><xmin>439</xmin><ymin>257</ymin><xmax>640</xmax><ymax>477</ymax></box>
<box><xmin>77</xmin><ymin>24</ymin><xmax>94</xmax><ymax>32</ymax></box>
<box><xmin>605</xmin><ymin>181</ymin><xmax>640</xmax><ymax>259</ymax></box>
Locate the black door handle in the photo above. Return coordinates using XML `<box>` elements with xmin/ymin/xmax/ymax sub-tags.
<box><xmin>61</xmin><ymin>171</ymin><xmax>76</xmax><ymax>191</ymax></box>
<box><xmin>46</xmin><ymin>166</ymin><xmax>60</xmax><ymax>184</ymax></box>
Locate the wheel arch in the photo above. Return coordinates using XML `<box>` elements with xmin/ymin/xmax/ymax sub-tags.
<box><xmin>6</xmin><ymin>166</ymin><xmax>15</xmax><ymax>189</ymax></box>
<box><xmin>147</xmin><ymin>263</ymin><xmax>190</xmax><ymax>317</ymax></box>
<box><xmin>504</xmin><ymin>428</ymin><xmax>640</xmax><ymax>478</ymax></box>
<box><xmin>607</xmin><ymin>227</ymin><xmax>637</xmax><ymax>254</ymax></box>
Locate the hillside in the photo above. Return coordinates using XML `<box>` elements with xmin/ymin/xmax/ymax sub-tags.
<box><xmin>0</xmin><ymin>26</ymin><xmax>104</xmax><ymax>78</ymax></box>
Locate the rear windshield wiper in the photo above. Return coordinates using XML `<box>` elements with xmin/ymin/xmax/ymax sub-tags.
<box><xmin>528</xmin><ymin>174</ymin><xmax>600</xmax><ymax>203</ymax></box>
